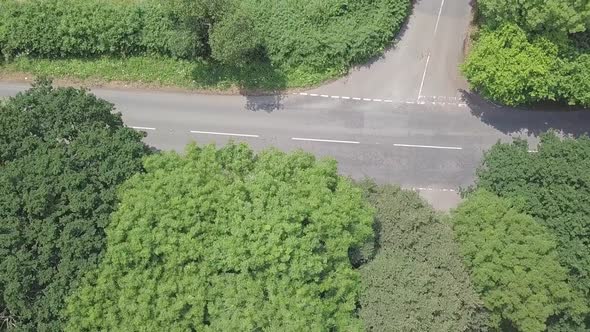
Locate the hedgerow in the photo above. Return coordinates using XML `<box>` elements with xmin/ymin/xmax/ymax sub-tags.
<box><xmin>0</xmin><ymin>0</ymin><xmax>205</xmax><ymax>60</ymax></box>
<box><xmin>0</xmin><ymin>0</ymin><xmax>411</xmax><ymax>88</ymax></box>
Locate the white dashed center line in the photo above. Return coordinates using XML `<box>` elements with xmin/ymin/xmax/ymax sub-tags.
<box><xmin>394</xmin><ymin>143</ymin><xmax>462</xmax><ymax>150</ymax></box>
<box><xmin>130</xmin><ymin>126</ymin><xmax>156</xmax><ymax>131</ymax></box>
<box><xmin>190</xmin><ymin>130</ymin><xmax>260</xmax><ymax>138</ymax></box>
<box><xmin>292</xmin><ymin>137</ymin><xmax>360</xmax><ymax>144</ymax></box>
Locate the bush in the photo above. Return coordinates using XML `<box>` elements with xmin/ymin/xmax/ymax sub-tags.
<box><xmin>452</xmin><ymin>190</ymin><xmax>585</xmax><ymax>332</ymax></box>
<box><xmin>462</xmin><ymin>24</ymin><xmax>561</xmax><ymax>106</ymax></box>
<box><xmin>0</xmin><ymin>80</ymin><xmax>148</xmax><ymax>330</ymax></box>
<box><xmin>477</xmin><ymin>0</ymin><xmax>590</xmax><ymax>35</ymax></box>
<box><xmin>0</xmin><ymin>0</ymin><xmax>205</xmax><ymax>60</ymax></box>
<box><xmin>250</xmin><ymin>0</ymin><xmax>410</xmax><ymax>72</ymax></box>
<box><xmin>357</xmin><ymin>182</ymin><xmax>487</xmax><ymax>332</ymax></box>
<box><xmin>64</xmin><ymin>144</ymin><xmax>374</xmax><ymax>331</ymax></box>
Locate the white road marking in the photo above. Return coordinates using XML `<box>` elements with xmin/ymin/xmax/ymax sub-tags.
<box><xmin>413</xmin><ymin>187</ymin><xmax>457</xmax><ymax>192</ymax></box>
<box><xmin>341</xmin><ymin>96</ymin><xmax>351</xmax><ymax>100</ymax></box>
<box><xmin>331</xmin><ymin>95</ymin><xmax>340</xmax><ymax>99</ymax></box>
<box><xmin>363</xmin><ymin>98</ymin><xmax>372</xmax><ymax>101</ymax></box>
<box><xmin>528</xmin><ymin>150</ymin><xmax>538</xmax><ymax>153</ymax></box>
<box><xmin>417</xmin><ymin>54</ymin><xmax>431</xmax><ymax>99</ymax></box>
<box><xmin>320</xmin><ymin>94</ymin><xmax>329</xmax><ymax>98</ymax></box>
<box><xmin>434</xmin><ymin>0</ymin><xmax>446</xmax><ymax>35</ymax></box>
<box><xmin>394</xmin><ymin>143</ymin><xmax>462</xmax><ymax>150</ymax></box>
<box><xmin>405</xmin><ymin>101</ymin><xmax>415</xmax><ymax>104</ymax></box>
<box><xmin>309</xmin><ymin>93</ymin><xmax>319</xmax><ymax>97</ymax></box>
<box><xmin>352</xmin><ymin>97</ymin><xmax>362</xmax><ymax>101</ymax></box>
<box><xmin>373</xmin><ymin>99</ymin><xmax>383</xmax><ymax>102</ymax></box>
<box><xmin>292</xmin><ymin>137</ymin><xmax>360</xmax><ymax>144</ymax></box>
<box><xmin>299</xmin><ymin>92</ymin><xmax>308</xmax><ymax>96</ymax></box>
<box><xmin>384</xmin><ymin>100</ymin><xmax>393</xmax><ymax>103</ymax></box>
<box><xmin>190</xmin><ymin>130</ymin><xmax>259</xmax><ymax>138</ymax></box>
<box><xmin>130</xmin><ymin>126</ymin><xmax>156</xmax><ymax>131</ymax></box>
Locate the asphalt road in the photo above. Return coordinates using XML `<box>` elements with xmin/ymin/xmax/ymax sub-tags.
<box><xmin>1</xmin><ymin>0</ymin><xmax>589</xmax><ymax>210</ymax></box>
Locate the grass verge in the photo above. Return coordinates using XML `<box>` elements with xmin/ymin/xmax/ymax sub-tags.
<box><xmin>0</xmin><ymin>56</ymin><xmax>341</xmax><ymax>93</ymax></box>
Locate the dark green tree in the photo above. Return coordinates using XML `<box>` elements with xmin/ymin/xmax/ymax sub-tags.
<box><xmin>64</xmin><ymin>144</ymin><xmax>374</xmax><ymax>331</ymax></box>
<box><xmin>357</xmin><ymin>182</ymin><xmax>488</xmax><ymax>332</ymax></box>
<box><xmin>0</xmin><ymin>80</ymin><xmax>148</xmax><ymax>330</ymax></box>
<box><xmin>452</xmin><ymin>190</ymin><xmax>585</xmax><ymax>332</ymax></box>
<box><xmin>475</xmin><ymin>133</ymin><xmax>590</xmax><ymax>329</ymax></box>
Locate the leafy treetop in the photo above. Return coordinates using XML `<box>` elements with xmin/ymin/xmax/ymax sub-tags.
<box><xmin>65</xmin><ymin>144</ymin><xmax>374</xmax><ymax>331</ymax></box>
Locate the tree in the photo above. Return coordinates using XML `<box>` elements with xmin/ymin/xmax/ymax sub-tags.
<box><xmin>475</xmin><ymin>133</ymin><xmax>590</xmax><ymax>329</ymax></box>
<box><xmin>477</xmin><ymin>0</ymin><xmax>590</xmax><ymax>35</ymax></box>
<box><xmin>357</xmin><ymin>182</ymin><xmax>488</xmax><ymax>332</ymax></box>
<box><xmin>64</xmin><ymin>144</ymin><xmax>374</xmax><ymax>331</ymax></box>
<box><xmin>452</xmin><ymin>190</ymin><xmax>585</xmax><ymax>332</ymax></box>
<box><xmin>0</xmin><ymin>80</ymin><xmax>148</xmax><ymax>330</ymax></box>
<box><xmin>461</xmin><ymin>24</ymin><xmax>561</xmax><ymax>106</ymax></box>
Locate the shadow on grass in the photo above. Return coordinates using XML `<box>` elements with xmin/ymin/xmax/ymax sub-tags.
<box><xmin>460</xmin><ymin>89</ymin><xmax>590</xmax><ymax>138</ymax></box>
<box><xmin>190</xmin><ymin>60</ymin><xmax>287</xmax><ymax>113</ymax></box>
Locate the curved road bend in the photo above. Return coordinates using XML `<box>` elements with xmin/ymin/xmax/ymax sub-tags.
<box><xmin>1</xmin><ymin>0</ymin><xmax>589</xmax><ymax>210</ymax></box>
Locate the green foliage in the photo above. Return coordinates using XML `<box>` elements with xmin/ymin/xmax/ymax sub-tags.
<box><xmin>0</xmin><ymin>0</ymin><xmax>410</xmax><ymax>90</ymax></box>
<box><xmin>247</xmin><ymin>0</ymin><xmax>410</xmax><ymax>72</ymax></box>
<box><xmin>64</xmin><ymin>144</ymin><xmax>374</xmax><ymax>331</ymax></box>
<box><xmin>0</xmin><ymin>80</ymin><xmax>148</xmax><ymax>330</ymax></box>
<box><xmin>209</xmin><ymin>7</ymin><xmax>262</xmax><ymax>65</ymax></box>
<box><xmin>0</xmin><ymin>0</ymin><xmax>205</xmax><ymax>60</ymax></box>
<box><xmin>558</xmin><ymin>53</ymin><xmax>590</xmax><ymax>106</ymax></box>
<box><xmin>475</xmin><ymin>133</ymin><xmax>590</xmax><ymax>329</ymax></box>
<box><xmin>357</xmin><ymin>181</ymin><xmax>487</xmax><ymax>332</ymax></box>
<box><xmin>464</xmin><ymin>0</ymin><xmax>590</xmax><ymax>107</ymax></box>
<box><xmin>452</xmin><ymin>190</ymin><xmax>584</xmax><ymax>332</ymax></box>
<box><xmin>477</xmin><ymin>0</ymin><xmax>590</xmax><ymax>34</ymax></box>
<box><xmin>462</xmin><ymin>24</ymin><xmax>561</xmax><ymax>106</ymax></box>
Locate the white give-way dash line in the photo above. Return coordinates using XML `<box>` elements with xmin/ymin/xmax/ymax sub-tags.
<box><xmin>190</xmin><ymin>130</ymin><xmax>260</xmax><ymax>138</ymax></box>
<box><xmin>394</xmin><ymin>143</ymin><xmax>462</xmax><ymax>150</ymax></box>
<box><xmin>292</xmin><ymin>137</ymin><xmax>360</xmax><ymax>144</ymax></box>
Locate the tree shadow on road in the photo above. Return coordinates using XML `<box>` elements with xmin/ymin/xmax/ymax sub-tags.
<box><xmin>190</xmin><ymin>59</ymin><xmax>287</xmax><ymax>113</ymax></box>
<box><xmin>460</xmin><ymin>90</ymin><xmax>590</xmax><ymax>138</ymax></box>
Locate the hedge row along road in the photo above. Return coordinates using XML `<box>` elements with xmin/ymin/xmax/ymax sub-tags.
<box><xmin>2</xmin><ymin>0</ymin><xmax>590</xmax><ymax>210</ymax></box>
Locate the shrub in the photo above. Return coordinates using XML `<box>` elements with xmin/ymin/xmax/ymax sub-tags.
<box><xmin>477</xmin><ymin>0</ymin><xmax>590</xmax><ymax>34</ymax></box>
<box><xmin>0</xmin><ymin>0</ymin><xmax>206</xmax><ymax>60</ymax></box>
<box><xmin>462</xmin><ymin>24</ymin><xmax>561</xmax><ymax>106</ymax></box>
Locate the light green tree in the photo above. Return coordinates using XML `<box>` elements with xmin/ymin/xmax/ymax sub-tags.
<box><xmin>65</xmin><ymin>144</ymin><xmax>374</xmax><ymax>331</ymax></box>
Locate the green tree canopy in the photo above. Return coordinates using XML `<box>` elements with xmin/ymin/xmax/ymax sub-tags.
<box><xmin>452</xmin><ymin>190</ymin><xmax>584</xmax><ymax>332</ymax></box>
<box><xmin>477</xmin><ymin>0</ymin><xmax>590</xmax><ymax>34</ymax></box>
<box><xmin>461</xmin><ymin>24</ymin><xmax>561</xmax><ymax>106</ymax></box>
<box><xmin>64</xmin><ymin>144</ymin><xmax>374</xmax><ymax>331</ymax></box>
<box><xmin>475</xmin><ymin>133</ymin><xmax>590</xmax><ymax>329</ymax></box>
<box><xmin>0</xmin><ymin>80</ymin><xmax>148</xmax><ymax>330</ymax></box>
<box><xmin>357</xmin><ymin>182</ymin><xmax>487</xmax><ymax>332</ymax></box>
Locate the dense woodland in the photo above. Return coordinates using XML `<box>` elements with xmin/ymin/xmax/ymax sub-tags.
<box><xmin>2</xmin><ymin>82</ymin><xmax>590</xmax><ymax>331</ymax></box>
<box><xmin>462</xmin><ymin>0</ymin><xmax>590</xmax><ymax>107</ymax></box>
